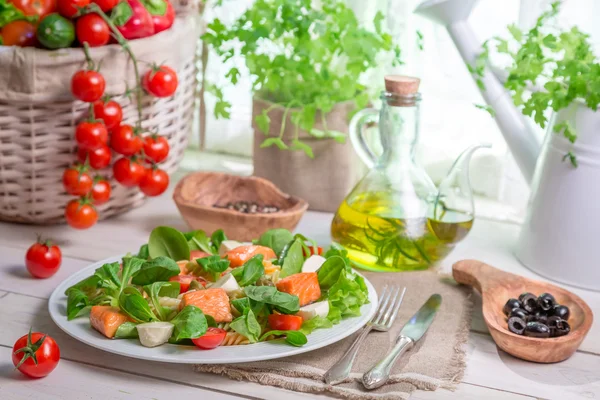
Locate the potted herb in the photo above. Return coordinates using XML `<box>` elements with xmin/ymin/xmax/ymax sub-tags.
<box><xmin>202</xmin><ymin>0</ymin><xmax>400</xmax><ymax>211</ymax></box>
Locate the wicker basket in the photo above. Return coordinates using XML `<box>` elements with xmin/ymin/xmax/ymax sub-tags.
<box><xmin>0</xmin><ymin>16</ymin><xmax>199</xmax><ymax>225</ymax></box>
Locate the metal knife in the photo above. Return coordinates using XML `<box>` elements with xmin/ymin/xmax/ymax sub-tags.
<box><xmin>362</xmin><ymin>294</ymin><xmax>442</xmax><ymax>390</ymax></box>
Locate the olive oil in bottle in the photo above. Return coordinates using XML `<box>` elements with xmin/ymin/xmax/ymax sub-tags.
<box><xmin>331</xmin><ymin>193</ymin><xmax>473</xmax><ymax>272</ymax></box>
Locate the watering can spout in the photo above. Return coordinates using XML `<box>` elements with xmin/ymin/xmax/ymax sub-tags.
<box><xmin>414</xmin><ymin>0</ymin><xmax>541</xmax><ymax>184</ymax></box>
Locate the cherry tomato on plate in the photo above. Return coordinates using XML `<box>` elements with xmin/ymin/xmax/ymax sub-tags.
<box><xmin>139</xmin><ymin>168</ymin><xmax>169</xmax><ymax>196</ymax></box>
<box><xmin>1</xmin><ymin>20</ymin><xmax>37</xmax><ymax>46</ymax></box>
<box><xmin>12</xmin><ymin>329</ymin><xmax>60</xmax><ymax>378</ymax></box>
<box><xmin>62</xmin><ymin>165</ymin><xmax>93</xmax><ymax>196</ymax></box>
<box><xmin>302</xmin><ymin>246</ymin><xmax>324</xmax><ymax>257</ymax></box>
<box><xmin>143</xmin><ymin>65</ymin><xmax>178</xmax><ymax>98</ymax></box>
<box><xmin>77</xmin><ymin>145</ymin><xmax>111</xmax><ymax>169</ymax></box>
<box><xmin>192</xmin><ymin>327</ymin><xmax>227</xmax><ymax>350</ymax></box>
<box><xmin>91</xmin><ymin>178</ymin><xmax>111</xmax><ymax>205</ymax></box>
<box><xmin>152</xmin><ymin>0</ymin><xmax>174</xmax><ymax>34</ymax></box>
<box><xmin>112</xmin><ymin>157</ymin><xmax>145</xmax><ymax>187</ymax></box>
<box><xmin>143</xmin><ymin>135</ymin><xmax>169</xmax><ymax>163</ymax></box>
<box><xmin>75</xmin><ymin>120</ymin><xmax>108</xmax><ymax>151</ymax></box>
<box><xmin>10</xmin><ymin>0</ymin><xmax>56</xmax><ymax>16</ymax></box>
<box><xmin>268</xmin><ymin>314</ymin><xmax>303</xmax><ymax>331</ymax></box>
<box><xmin>71</xmin><ymin>70</ymin><xmax>105</xmax><ymax>103</ymax></box>
<box><xmin>110</xmin><ymin>124</ymin><xmax>143</xmax><ymax>156</ymax></box>
<box><xmin>65</xmin><ymin>198</ymin><xmax>98</xmax><ymax>229</ymax></box>
<box><xmin>76</xmin><ymin>13</ymin><xmax>109</xmax><ymax>47</ymax></box>
<box><xmin>25</xmin><ymin>238</ymin><xmax>62</xmax><ymax>279</ymax></box>
<box><xmin>57</xmin><ymin>0</ymin><xmax>90</xmax><ymax>18</ymax></box>
<box><xmin>93</xmin><ymin>99</ymin><xmax>122</xmax><ymax>130</ymax></box>
<box><xmin>92</xmin><ymin>0</ymin><xmax>118</xmax><ymax>12</ymax></box>
<box><xmin>169</xmin><ymin>274</ymin><xmax>206</xmax><ymax>294</ymax></box>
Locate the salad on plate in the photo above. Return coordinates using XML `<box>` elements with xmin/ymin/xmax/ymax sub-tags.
<box><xmin>64</xmin><ymin>226</ymin><xmax>370</xmax><ymax>349</ymax></box>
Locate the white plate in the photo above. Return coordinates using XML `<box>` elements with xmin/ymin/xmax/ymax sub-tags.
<box><xmin>48</xmin><ymin>255</ymin><xmax>378</xmax><ymax>364</ymax></box>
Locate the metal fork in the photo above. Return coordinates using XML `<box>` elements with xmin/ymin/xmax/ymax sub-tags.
<box><xmin>323</xmin><ymin>285</ymin><xmax>407</xmax><ymax>385</ymax></box>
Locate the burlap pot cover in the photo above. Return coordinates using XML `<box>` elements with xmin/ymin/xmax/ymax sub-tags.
<box><xmin>252</xmin><ymin>98</ymin><xmax>363</xmax><ymax>212</ymax></box>
<box><xmin>0</xmin><ymin>16</ymin><xmax>199</xmax><ymax>224</ymax></box>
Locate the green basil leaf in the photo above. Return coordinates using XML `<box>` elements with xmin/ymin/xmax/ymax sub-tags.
<box><xmin>136</xmin><ymin>244</ymin><xmax>149</xmax><ymax>260</ymax></box>
<box><xmin>148</xmin><ymin>226</ymin><xmax>190</xmax><ymax>261</ymax></box>
<box><xmin>195</xmin><ymin>255</ymin><xmax>229</xmax><ymax>281</ymax></box>
<box><xmin>131</xmin><ymin>256</ymin><xmax>181</xmax><ymax>286</ymax></box>
<box><xmin>235</xmin><ymin>254</ymin><xmax>264</xmax><ymax>286</ymax></box>
<box><xmin>317</xmin><ymin>255</ymin><xmax>346</xmax><ymax>290</ymax></box>
<box><xmin>280</xmin><ymin>239</ymin><xmax>304</xmax><ymax>278</ymax></box>
<box><xmin>210</xmin><ymin>229</ymin><xmax>227</xmax><ymax>253</ymax></box>
<box><xmin>143</xmin><ymin>281</ymin><xmax>180</xmax><ymax>321</ymax></box>
<box><xmin>230</xmin><ymin>308</ymin><xmax>261</xmax><ymax>343</ymax></box>
<box><xmin>64</xmin><ymin>275</ymin><xmax>100</xmax><ymax>296</ymax></box>
<box><xmin>114</xmin><ymin>322</ymin><xmax>139</xmax><ymax>339</ymax></box>
<box><xmin>187</xmin><ymin>230</ymin><xmax>215</xmax><ymax>254</ymax></box>
<box><xmin>259</xmin><ymin>330</ymin><xmax>307</xmax><ymax>347</ymax></box>
<box><xmin>170</xmin><ymin>306</ymin><xmax>208</xmax><ymax>341</ymax></box>
<box><xmin>231</xmin><ymin>297</ymin><xmax>265</xmax><ymax>316</ymax></box>
<box><xmin>119</xmin><ymin>287</ymin><xmax>158</xmax><ymax>323</ymax></box>
<box><xmin>324</xmin><ymin>243</ymin><xmax>352</xmax><ymax>266</ymax></box>
<box><xmin>110</xmin><ymin>0</ymin><xmax>133</xmax><ymax>27</ymax></box>
<box><xmin>140</xmin><ymin>0</ymin><xmax>167</xmax><ymax>16</ymax></box>
<box><xmin>120</xmin><ymin>257</ymin><xmax>146</xmax><ymax>289</ymax></box>
<box><xmin>256</xmin><ymin>229</ymin><xmax>294</xmax><ymax>256</ymax></box>
<box><xmin>94</xmin><ymin>262</ymin><xmax>121</xmax><ymax>290</ymax></box>
<box><xmin>244</xmin><ymin>286</ymin><xmax>300</xmax><ymax>314</ymax></box>
<box><xmin>66</xmin><ymin>288</ymin><xmax>91</xmax><ymax>320</ymax></box>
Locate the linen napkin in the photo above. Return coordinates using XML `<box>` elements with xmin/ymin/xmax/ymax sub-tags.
<box><xmin>195</xmin><ymin>270</ymin><xmax>474</xmax><ymax>399</ymax></box>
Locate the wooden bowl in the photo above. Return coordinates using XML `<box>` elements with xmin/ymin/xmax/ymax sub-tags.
<box><xmin>173</xmin><ymin>172</ymin><xmax>308</xmax><ymax>241</ymax></box>
<box><xmin>453</xmin><ymin>259</ymin><xmax>593</xmax><ymax>363</ymax></box>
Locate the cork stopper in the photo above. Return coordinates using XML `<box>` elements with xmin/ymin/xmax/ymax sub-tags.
<box><xmin>384</xmin><ymin>75</ymin><xmax>421</xmax><ymax>95</ymax></box>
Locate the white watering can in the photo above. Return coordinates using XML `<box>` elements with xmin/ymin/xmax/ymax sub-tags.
<box><xmin>415</xmin><ymin>0</ymin><xmax>600</xmax><ymax>291</ymax></box>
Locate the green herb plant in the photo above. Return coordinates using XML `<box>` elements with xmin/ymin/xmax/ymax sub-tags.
<box><xmin>472</xmin><ymin>0</ymin><xmax>597</xmax><ymax>166</ymax></box>
<box><xmin>202</xmin><ymin>0</ymin><xmax>401</xmax><ymax>157</ymax></box>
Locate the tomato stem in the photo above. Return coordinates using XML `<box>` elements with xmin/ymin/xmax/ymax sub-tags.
<box><xmin>82</xmin><ymin>42</ymin><xmax>95</xmax><ymax>71</ymax></box>
<box><xmin>13</xmin><ymin>327</ymin><xmax>46</xmax><ymax>369</ymax></box>
<box><xmin>81</xmin><ymin>4</ymin><xmax>144</xmax><ymax>130</ymax></box>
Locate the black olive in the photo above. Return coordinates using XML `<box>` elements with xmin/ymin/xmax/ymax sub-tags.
<box><xmin>503</xmin><ymin>298</ymin><xmax>522</xmax><ymax>315</ymax></box>
<box><xmin>526</xmin><ymin>313</ymin><xmax>548</xmax><ymax>325</ymax></box>
<box><xmin>524</xmin><ymin>321</ymin><xmax>550</xmax><ymax>338</ymax></box>
<box><xmin>552</xmin><ymin>304</ymin><xmax>570</xmax><ymax>320</ymax></box>
<box><xmin>508</xmin><ymin>316</ymin><xmax>526</xmax><ymax>335</ymax></box>
<box><xmin>518</xmin><ymin>293</ymin><xmax>538</xmax><ymax>313</ymax></box>
<box><xmin>509</xmin><ymin>308</ymin><xmax>528</xmax><ymax>320</ymax></box>
<box><xmin>537</xmin><ymin>293</ymin><xmax>556</xmax><ymax>312</ymax></box>
<box><xmin>547</xmin><ymin>316</ymin><xmax>571</xmax><ymax>337</ymax></box>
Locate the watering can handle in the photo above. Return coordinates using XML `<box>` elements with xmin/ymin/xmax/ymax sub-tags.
<box><xmin>349</xmin><ymin>108</ymin><xmax>379</xmax><ymax>169</ymax></box>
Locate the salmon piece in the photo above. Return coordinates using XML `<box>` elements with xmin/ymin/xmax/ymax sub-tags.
<box><xmin>224</xmin><ymin>245</ymin><xmax>277</xmax><ymax>268</ymax></box>
<box><xmin>190</xmin><ymin>250</ymin><xmax>211</xmax><ymax>260</ymax></box>
<box><xmin>177</xmin><ymin>260</ymin><xmax>189</xmax><ymax>275</ymax></box>
<box><xmin>90</xmin><ymin>306</ymin><xmax>129</xmax><ymax>339</ymax></box>
<box><xmin>276</xmin><ymin>272</ymin><xmax>321</xmax><ymax>306</ymax></box>
<box><xmin>180</xmin><ymin>288</ymin><xmax>233</xmax><ymax>322</ymax></box>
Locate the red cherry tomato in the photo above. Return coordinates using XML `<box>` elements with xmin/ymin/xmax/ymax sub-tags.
<box><xmin>57</xmin><ymin>0</ymin><xmax>89</xmax><ymax>18</ymax></box>
<box><xmin>65</xmin><ymin>198</ymin><xmax>98</xmax><ymax>229</ymax></box>
<box><xmin>191</xmin><ymin>327</ymin><xmax>227</xmax><ymax>350</ymax></box>
<box><xmin>268</xmin><ymin>314</ymin><xmax>303</xmax><ymax>331</ymax></box>
<box><xmin>71</xmin><ymin>70</ymin><xmax>105</xmax><ymax>102</ymax></box>
<box><xmin>143</xmin><ymin>135</ymin><xmax>169</xmax><ymax>163</ymax></box>
<box><xmin>143</xmin><ymin>65</ymin><xmax>178</xmax><ymax>98</ymax></box>
<box><xmin>116</xmin><ymin>0</ymin><xmax>154</xmax><ymax>40</ymax></box>
<box><xmin>62</xmin><ymin>166</ymin><xmax>93</xmax><ymax>196</ymax></box>
<box><xmin>169</xmin><ymin>274</ymin><xmax>207</xmax><ymax>294</ymax></box>
<box><xmin>25</xmin><ymin>239</ymin><xmax>62</xmax><ymax>279</ymax></box>
<box><xmin>91</xmin><ymin>179</ymin><xmax>111</xmax><ymax>205</ymax></box>
<box><xmin>152</xmin><ymin>0</ymin><xmax>174</xmax><ymax>34</ymax></box>
<box><xmin>139</xmin><ymin>168</ymin><xmax>169</xmax><ymax>196</ymax></box>
<box><xmin>10</xmin><ymin>0</ymin><xmax>56</xmax><ymax>17</ymax></box>
<box><xmin>302</xmin><ymin>246</ymin><xmax>324</xmax><ymax>257</ymax></box>
<box><xmin>12</xmin><ymin>329</ymin><xmax>60</xmax><ymax>378</ymax></box>
<box><xmin>1</xmin><ymin>20</ymin><xmax>37</xmax><ymax>46</ymax></box>
<box><xmin>77</xmin><ymin>145</ymin><xmax>111</xmax><ymax>169</ymax></box>
<box><xmin>92</xmin><ymin>0</ymin><xmax>118</xmax><ymax>12</ymax></box>
<box><xmin>92</xmin><ymin>100</ymin><xmax>122</xmax><ymax>131</ymax></box>
<box><xmin>75</xmin><ymin>121</ymin><xmax>108</xmax><ymax>151</ymax></box>
<box><xmin>110</xmin><ymin>125</ymin><xmax>143</xmax><ymax>156</ymax></box>
<box><xmin>112</xmin><ymin>157</ymin><xmax>145</xmax><ymax>187</ymax></box>
<box><xmin>76</xmin><ymin>13</ymin><xmax>109</xmax><ymax>47</ymax></box>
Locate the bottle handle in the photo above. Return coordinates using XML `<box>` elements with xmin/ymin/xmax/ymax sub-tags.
<box><xmin>349</xmin><ymin>108</ymin><xmax>379</xmax><ymax>169</ymax></box>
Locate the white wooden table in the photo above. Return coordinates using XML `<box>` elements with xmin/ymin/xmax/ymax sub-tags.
<box><xmin>0</xmin><ymin>185</ymin><xmax>598</xmax><ymax>400</ymax></box>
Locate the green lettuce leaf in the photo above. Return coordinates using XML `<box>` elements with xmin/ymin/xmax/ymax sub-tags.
<box><xmin>327</xmin><ymin>269</ymin><xmax>369</xmax><ymax>323</ymax></box>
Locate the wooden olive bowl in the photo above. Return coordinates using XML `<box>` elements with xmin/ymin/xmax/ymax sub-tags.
<box><xmin>453</xmin><ymin>259</ymin><xmax>593</xmax><ymax>363</ymax></box>
<box><xmin>173</xmin><ymin>172</ymin><xmax>308</xmax><ymax>241</ymax></box>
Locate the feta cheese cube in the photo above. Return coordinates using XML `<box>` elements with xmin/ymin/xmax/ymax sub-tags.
<box><xmin>302</xmin><ymin>255</ymin><xmax>326</xmax><ymax>273</ymax></box>
<box><xmin>297</xmin><ymin>300</ymin><xmax>329</xmax><ymax>321</ymax></box>
<box><xmin>210</xmin><ymin>273</ymin><xmax>240</xmax><ymax>294</ymax></box>
<box><xmin>136</xmin><ymin>322</ymin><xmax>174</xmax><ymax>348</ymax></box>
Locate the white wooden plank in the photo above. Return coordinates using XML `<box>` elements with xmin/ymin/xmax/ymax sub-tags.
<box><xmin>0</xmin><ymin>346</ymin><xmax>242</xmax><ymax>400</ymax></box>
<box><xmin>411</xmin><ymin>384</ymin><xmax>535</xmax><ymax>400</ymax></box>
<box><xmin>0</xmin><ymin>290</ymin><xmax>597</xmax><ymax>400</ymax></box>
